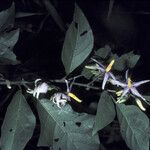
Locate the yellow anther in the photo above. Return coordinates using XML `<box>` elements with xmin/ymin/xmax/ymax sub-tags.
<box><xmin>116</xmin><ymin>90</ymin><xmax>123</xmax><ymax>97</ymax></box>
<box><xmin>68</xmin><ymin>92</ymin><xmax>82</xmax><ymax>103</ymax></box>
<box><xmin>135</xmin><ymin>98</ymin><xmax>146</xmax><ymax>111</ymax></box>
<box><xmin>127</xmin><ymin>78</ymin><xmax>132</xmax><ymax>88</ymax></box>
<box><xmin>105</xmin><ymin>59</ymin><xmax>115</xmax><ymax>72</ymax></box>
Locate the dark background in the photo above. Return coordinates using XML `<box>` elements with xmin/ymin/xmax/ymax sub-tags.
<box><xmin>1</xmin><ymin>0</ymin><xmax>150</xmax><ymax>149</ymax></box>
<box><xmin>1</xmin><ymin>0</ymin><xmax>150</xmax><ymax>79</ymax></box>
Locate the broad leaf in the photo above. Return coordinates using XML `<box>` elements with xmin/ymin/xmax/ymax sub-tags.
<box><xmin>0</xmin><ymin>29</ymin><xmax>20</xmax><ymax>65</ymax></box>
<box><xmin>61</xmin><ymin>4</ymin><xmax>94</xmax><ymax>74</ymax></box>
<box><xmin>1</xmin><ymin>90</ymin><xmax>36</xmax><ymax>150</ymax></box>
<box><xmin>93</xmin><ymin>91</ymin><xmax>116</xmax><ymax>135</ymax></box>
<box><xmin>111</xmin><ymin>53</ymin><xmax>125</xmax><ymax>71</ymax></box>
<box><xmin>113</xmin><ymin>51</ymin><xmax>140</xmax><ymax>71</ymax></box>
<box><xmin>116</xmin><ymin>104</ymin><xmax>149</xmax><ymax>150</ymax></box>
<box><xmin>143</xmin><ymin>95</ymin><xmax>150</xmax><ymax>103</ymax></box>
<box><xmin>81</xmin><ymin>67</ymin><xmax>93</xmax><ymax>79</ymax></box>
<box><xmin>37</xmin><ymin>99</ymin><xmax>100</xmax><ymax>150</ymax></box>
<box><xmin>95</xmin><ymin>45</ymin><xmax>111</xmax><ymax>59</ymax></box>
<box><xmin>126</xmin><ymin>51</ymin><xmax>140</xmax><ymax>68</ymax></box>
<box><xmin>0</xmin><ymin>2</ymin><xmax>15</xmax><ymax>32</ymax></box>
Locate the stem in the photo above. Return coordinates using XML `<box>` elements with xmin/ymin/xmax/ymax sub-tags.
<box><xmin>49</xmin><ymin>79</ymin><xmax>100</xmax><ymax>90</ymax></box>
<box><xmin>0</xmin><ymin>79</ymin><xmax>100</xmax><ymax>90</ymax></box>
<box><xmin>0</xmin><ymin>81</ymin><xmax>33</xmax><ymax>85</ymax></box>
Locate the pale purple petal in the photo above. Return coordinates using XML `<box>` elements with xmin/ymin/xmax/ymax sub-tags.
<box><xmin>122</xmin><ymin>88</ymin><xmax>129</xmax><ymax>97</ymax></box>
<box><xmin>125</xmin><ymin>70</ymin><xmax>129</xmax><ymax>80</ymax></box>
<box><xmin>133</xmin><ymin>80</ymin><xmax>150</xmax><ymax>87</ymax></box>
<box><xmin>91</xmin><ymin>58</ymin><xmax>105</xmax><ymax>68</ymax></box>
<box><xmin>65</xmin><ymin>80</ymin><xmax>70</xmax><ymax>93</ymax></box>
<box><xmin>109</xmin><ymin>72</ymin><xmax>116</xmax><ymax>80</ymax></box>
<box><xmin>110</xmin><ymin>79</ymin><xmax>126</xmax><ymax>88</ymax></box>
<box><xmin>130</xmin><ymin>87</ymin><xmax>145</xmax><ymax>101</ymax></box>
<box><xmin>98</xmin><ymin>66</ymin><xmax>105</xmax><ymax>72</ymax></box>
<box><xmin>102</xmin><ymin>73</ymin><xmax>109</xmax><ymax>90</ymax></box>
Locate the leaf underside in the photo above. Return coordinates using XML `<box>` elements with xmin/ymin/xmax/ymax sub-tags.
<box><xmin>0</xmin><ymin>2</ymin><xmax>15</xmax><ymax>32</ymax></box>
<box><xmin>1</xmin><ymin>91</ymin><xmax>36</xmax><ymax>150</ymax></box>
<box><xmin>37</xmin><ymin>99</ymin><xmax>100</xmax><ymax>150</ymax></box>
<box><xmin>93</xmin><ymin>91</ymin><xmax>116</xmax><ymax>135</ymax></box>
<box><xmin>116</xmin><ymin>104</ymin><xmax>149</xmax><ymax>150</ymax></box>
<box><xmin>61</xmin><ymin>4</ymin><xmax>94</xmax><ymax>74</ymax></box>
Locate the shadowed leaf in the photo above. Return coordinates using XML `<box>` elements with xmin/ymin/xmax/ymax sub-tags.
<box><xmin>61</xmin><ymin>4</ymin><xmax>94</xmax><ymax>74</ymax></box>
<box><xmin>116</xmin><ymin>104</ymin><xmax>149</xmax><ymax>150</ymax></box>
<box><xmin>113</xmin><ymin>51</ymin><xmax>140</xmax><ymax>71</ymax></box>
<box><xmin>1</xmin><ymin>91</ymin><xmax>36</xmax><ymax>150</ymax></box>
<box><xmin>0</xmin><ymin>29</ymin><xmax>20</xmax><ymax>65</ymax></box>
<box><xmin>0</xmin><ymin>2</ymin><xmax>15</xmax><ymax>32</ymax></box>
<box><xmin>93</xmin><ymin>91</ymin><xmax>116</xmax><ymax>135</ymax></box>
<box><xmin>37</xmin><ymin>99</ymin><xmax>100</xmax><ymax>150</ymax></box>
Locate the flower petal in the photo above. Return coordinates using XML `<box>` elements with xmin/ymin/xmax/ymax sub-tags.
<box><xmin>130</xmin><ymin>87</ymin><xmax>145</xmax><ymax>101</ymax></box>
<box><xmin>26</xmin><ymin>89</ymin><xmax>33</xmax><ymax>94</ymax></box>
<box><xmin>109</xmin><ymin>72</ymin><xmax>116</xmax><ymax>80</ymax></box>
<box><xmin>91</xmin><ymin>58</ymin><xmax>105</xmax><ymax>72</ymax></box>
<box><xmin>102</xmin><ymin>73</ymin><xmax>109</xmax><ymax>90</ymax></box>
<box><xmin>133</xmin><ymin>80</ymin><xmax>150</xmax><ymax>87</ymax></box>
<box><xmin>110</xmin><ymin>79</ymin><xmax>126</xmax><ymax>87</ymax></box>
<box><xmin>65</xmin><ymin>79</ymin><xmax>70</xmax><ymax>93</ymax></box>
<box><xmin>35</xmin><ymin>78</ymin><xmax>42</xmax><ymax>86</ymax></box>
<box><xmin>99</xmin><ymin>66</ymin><xmax>105</xmax><ymax>72</ymax></box>
<box><xmin>125</xmin><ymin>70</ymin><xmax>129</xmax><ymax>80</ymax></box>
<box><xmin>121</xmin><ymin>88</ymin><xmax>129</xmax><ymax>97</ymax></box>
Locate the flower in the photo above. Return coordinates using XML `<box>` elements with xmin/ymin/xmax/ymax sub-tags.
<box><xmin>91</xmin><ymin>58</ymin><xmax>115</xmax><ymax>89</ymax></box>
<box><xmin>52</xmin><ymin>92</ymin><xmax>68</xmax><ymax>108</ymax></box>
<box><xmin>110</xmin><ymin>70</ymin><xmax>150</xmax><ymax>104</ymax></box>
<box><xmin>51</xmin><ymin>79</ymin><xmax>82</xmax><ymax>108</ymax></box>
<box><xmin>65</xmin><ymin>79</ymin><xmax>82</xmax><ymax>103</ymax></box>
<box><xmin>27</xmin><ymin>79</ymin><xmax>49</xmax><ymax>99</ymax></box>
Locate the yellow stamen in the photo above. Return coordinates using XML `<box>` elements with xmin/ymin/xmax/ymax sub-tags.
<box><xmin>127</xmin><ymin>78</ymin><xmax>132</xmax><ymax>88</ymax></box>
<box><xmin>105</xmin><ymin>59</ymin><xmax>115</xmax><ymax>72</ymax></box>
<box><xmin>135</xmin><ymin>98</ymin><xmax>146</xmax><ymax>111</ymax></box>
<box><xmin>68</xmin><ymin>92</ymin><xmax>82</xmax><ymax>103</ymax></box>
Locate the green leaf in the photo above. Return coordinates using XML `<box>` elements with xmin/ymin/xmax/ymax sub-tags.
<box><xmin>0</xmin><ymin>29</ymin><xmax>20</xmax><ymax>65</ymax></box>
<box><xmin>143</xmin><ymin>95</ymin><xmax>150</xmax><ymax>103</ymax></box>
<box><xmin>0</xmin><ymin>2</ymin><xmax>15</xmax><ymax>32</ymax></box>
<box><xmin>1</xmin><ymin>90</ymin><xmax>36</xmax><ymax>150</ymax></box>
<box><xmin>113</xmin><ymin>51</ymin><xmax>140</xmax><ymax>71</ymax></box>
<box><xmin>37</xmin><ymin>99</ymin><xmax>100</xmax><ymax>150</ymax></box>
<box><xmin>61</xmin><ymin>4</ymin><xmax>94</xmax><ymax>74</ymax></box>
<box><xmin>125</xmin><ymin>51</ymin><xmax>140</xmax><ymax>68</ymax></box>
<box><xmin>93</xmin><ymin>91</ymin><xmax>116</xmax><ymax>135</ymax></box>
<box><xmin>112</xmin><ymin>53</ymin><xmax>126</xmax><ymax>71</ymax></box>
<box><xmin>81</xmin><ymin>67</ymin><xmax>93</xmax><ymax>79</ymax></box>
<box><xmin>95</xmin><ymin>45</ymin><xmax>111</xmax><ymax>59</ymax></box>
<box><xmin>116</xmin><ymin>104</ymin><xmax>149</xmax><ymax>150</ymax></box>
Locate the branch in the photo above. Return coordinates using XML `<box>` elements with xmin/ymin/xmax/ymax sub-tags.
<box><xmin>0</xmin><ymin>79</ymin><xmax>100</xmax><ymax>91</ymax></box>
<box><xmin>49</xmin><ymin>79</ymin><xmax>100</xmax><ymax>90</ymax></box>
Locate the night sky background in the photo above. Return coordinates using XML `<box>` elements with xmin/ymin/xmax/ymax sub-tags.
<box><xmin>1</xmin><ymin>0</ymin><xmax>150</xmax><ymax>149</ymax></box>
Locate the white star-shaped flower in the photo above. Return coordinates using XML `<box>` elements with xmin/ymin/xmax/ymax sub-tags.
<box><xmin>52</xmin><ymin>92</ymin><xmax>68</xmax><ymax>108</ymax></box>
<box><xmin>27</xmin><ymin>79</ymin><xmax>49</xmax><ymax>99</ymax></box>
